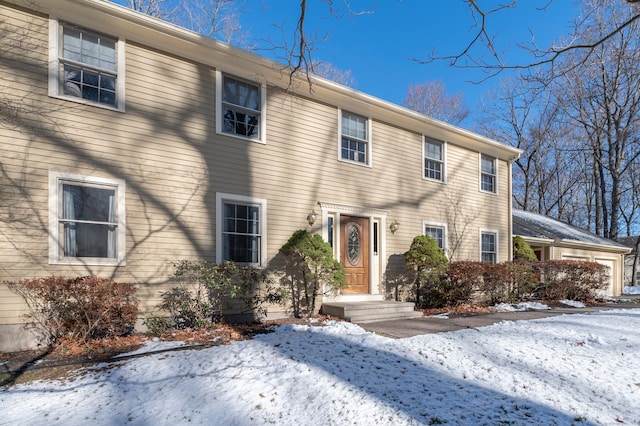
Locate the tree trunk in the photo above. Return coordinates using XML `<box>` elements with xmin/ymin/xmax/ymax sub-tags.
<box><xmin>632</xmin><ymin>236</ymin><xmax>640</xmax><ymax>287</ymax></box>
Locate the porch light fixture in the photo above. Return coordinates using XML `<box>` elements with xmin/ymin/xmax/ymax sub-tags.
<box><xmin>306</xmin><ymin>210</ymin><xmax>319</xmax><ymax>226</ymax></box>
<box><xmin>389</xmin><ymin>220</ymin><xmax>400</xmax><ymax>234</ymax></box>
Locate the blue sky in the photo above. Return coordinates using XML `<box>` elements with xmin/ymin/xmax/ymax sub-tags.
<box><xmin>113</xmin><ymin>1</ymin><xmax>581</xmax><ymax>126</ymax></box>
<box><xmin>237</xmin><ymin>1</ymin><xmax>580</xmax><ymax>125</ymax></box>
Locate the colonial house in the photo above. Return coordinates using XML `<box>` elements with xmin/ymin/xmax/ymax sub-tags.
<box><xmin>0</xmin><ymin>0</ymin><xmax>521</xmax><ymax>351</ymax></box>
<box><xmin>513</xmin><ymin>210</ymin><xmax>630</xmax><ymax>297</ymax></box>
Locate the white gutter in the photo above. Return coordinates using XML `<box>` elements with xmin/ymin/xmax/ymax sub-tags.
<box><xmin>553</xmin><ymin>239</ymin><xmax>631</xmax><ymax>254</ymax></box>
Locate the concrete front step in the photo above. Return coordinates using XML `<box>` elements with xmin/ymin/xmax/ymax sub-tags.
<box><xmin>321</xmin><ymin>301</ymin><xmax>422</xmax><ymax>323</ymax></box>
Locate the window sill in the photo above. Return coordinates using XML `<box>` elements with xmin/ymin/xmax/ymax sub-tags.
<box><xmin>422</xmin><ymin>176</ymin><xmax>446</xmax><ymax>184</ymax></box>
<box><xmin>50</xmin><ymin>94</ymin><xmax>125</xmax><ymax>112</ymax></box>
<box><xmin>50</xmin><ymin>258</ymin><xmax>126</xmax><ymax>267</ymax></box>
<box><xmin>217</xmin><ymin>130</ymin><xmax>266</xmax><ymax>145</ymax></box>
<box><xmin>338</xmin><ymin>158</ymin><xmax>372</xmax><ymax>168</ymax></box>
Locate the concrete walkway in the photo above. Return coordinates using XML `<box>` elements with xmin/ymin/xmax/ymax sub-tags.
<box><xmin>358</xmin><ymin>301</ymin><xmax>640</xmax><ymax>338</ymax></box>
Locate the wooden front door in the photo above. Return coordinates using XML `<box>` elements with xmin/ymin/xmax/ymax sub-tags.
<box><xmin>340</xmin><ymin>216</ymin><xmax>369</xmax><ymax>294</ymax></box>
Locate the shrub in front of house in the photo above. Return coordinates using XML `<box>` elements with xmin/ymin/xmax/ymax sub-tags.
<box><xmin>279</xmin><ymin>230</ymin><xmax>346</xmax><ymax>317</ymax></box>
<box><xmin>504</xmin><ymin>261</ymin><xmax>539</xmax><ymax>301</ymax></box>
<box><xmin>430</xmin><ymin>261</ymin><xmax>484</xmax><ymax>308</ymax></box>
<box><xmin>155</xmin><ymin>260</ymin><xmax>283</xmax><ymax>330</ymax></box>
<box><xmin>479</xmin><ymin>262</ymin><xmax>539</xmax><ymax>304</ymax></box>
<box><xmin>404</xmin><ymin>235</ymin><xmax>449</xmax><ymax>308</ymax></box>
<box><xmin>479</xmin><ymin>262</ymin><xmax>513</xmax><ymax>304</ymax></box>
<box><xmin>402</xmin><ymin>254</ymin><xmax>608</xmax><ymax>308</ymax></box>
<box><xmin>534</xmin><ymin>260</ymin><xmax>609</xmax><ymax>302</ymax></box>
<box><xmin>7</xmin><ymin>276</ymin><xmax>138</xmax><ymax>347</ymax></box>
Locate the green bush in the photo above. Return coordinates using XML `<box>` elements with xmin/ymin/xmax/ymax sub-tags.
<box><xmin>513</xmin><ymin>236</ymin><xmax>538</xmax><ymax>262</ymax></box>
<box><xmin>7</xmin><ymin>276</ymin><xmax>138</xmax><ymax>346</ymax></box>
<box><xmin>159</xmin><ymin>286</ymin><xmax>213</xmax><ymax>330</ymax></box>
<box><xmin>404</xmin><ymin>235</ymin><xmax>449</xmax><ymax>308</ymax></box>
<box><xmin>164</xmin><ymin>260</ymin><xmax>282</xmax><ymax>329</ymax></box>
<box><xmin>279</xmin><ymin>230</ymin><xmax>346</xmax><ymax>317</ymax></box>
<box><xmin>142</xmin><ymin>316</ymin><xmax>173</xmax><ymax>337</ymax></box>
<box><xmin>404</xmin><ymin>235</ymin><xmax>448</xmax><ymax>271</ymax></box>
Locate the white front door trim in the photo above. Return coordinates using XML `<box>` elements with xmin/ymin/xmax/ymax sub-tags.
<box><xmin>318</xmin><ymin>202</ymin><xmax>388</xmax><ymax>301</ymax></box>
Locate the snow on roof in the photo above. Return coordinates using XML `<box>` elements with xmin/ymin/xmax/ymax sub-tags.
<box><xmin>512</xmin><ymin>210</ymin><xmax>627</xmax><ymax>248</ymax></box>
<box><xmin>617</xmin><ymin>236</ymin><xmax>640</xmax><ymax>251</ymax></box>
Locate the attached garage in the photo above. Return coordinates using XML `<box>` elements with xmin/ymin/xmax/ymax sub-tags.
<box><xmin>513</xmin><ymin>210</ymin><xmax>630</xmax><ymax>297</ymax></box>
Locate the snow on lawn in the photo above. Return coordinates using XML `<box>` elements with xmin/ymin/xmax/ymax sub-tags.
<box><xmin>492</xmin><ymin>301</ymin><xmax>551</xmax><ymax>311</ymax></box>
<box><xmin>559</xmin><ymin>300</ymin><xmax>586</xmax><ymax>308</ymax></box>
<box><xmin>2</xmin><ymin>310</ymin><xmax>640</xmax><ymax>425</ymax></box>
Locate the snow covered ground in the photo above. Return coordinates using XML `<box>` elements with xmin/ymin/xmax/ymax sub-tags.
<box><xmin>2</xmin><ymin>309</ymin><xmax>640</xmax><ymax>425</ymax></box>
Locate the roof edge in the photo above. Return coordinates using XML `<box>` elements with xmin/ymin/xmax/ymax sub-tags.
<box><xmin>553</xmin><ymin>239</ymin><xmax>631</xmax><ymax>254</ymax></box>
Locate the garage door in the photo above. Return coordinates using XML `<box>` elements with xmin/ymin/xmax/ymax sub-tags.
<box><xmin>595</xmin><ymin>259</ymin><xmax>615</xmax><ymax>297</ymax></box>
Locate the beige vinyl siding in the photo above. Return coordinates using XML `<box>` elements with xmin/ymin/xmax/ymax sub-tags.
<box><xmin>254</xmin><ymin>88</ymin><xmax>512</xmax><ymax>265</ymax></box>
<box><xmin>1</xmin><ymin>5</ymin><xmax>218</xmax><ymax>319</ymax></box>
<box><xmin>1</xmin><ymin>0</ymin><xmax>517</xmax><ymax>327</ymax></box>
<box><xmin>0</xmin><ymin>286</ymin><xmax>30</xmax><ymax>325</ymax></box>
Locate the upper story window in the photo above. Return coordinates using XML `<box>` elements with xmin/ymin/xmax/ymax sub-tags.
<box><xmin>216</xmin><ymin>193</ymin><xmax>267</xmax><ymax>266</ymax></box>
<box><xmin>49</xmin><ymin>172</ymin><xmax>126</xmax><ymax>266</ymax></box>
<box><xmin>216</xmin><ymin>72</ymin><xmax>266</xmax><ymax>143</ymax></box>
<box><xmin>424</xmin><ymin>137</ymin><xmax>444</xmax><ymax>182</ymax></box>
<box><xmin>481</xmin><ymin>231</ymin><xmax>497</xmax><ymax>263</ymax></box>
<box><xmin>340</xmin><ymin>111</ymin><xmax>370</xmax><ymax>165</ymax></box>
<box><xmin>49</xmin><ymin>20</ymin><xmax>124</xmax><ymax>110</ymax></box>
<box><xmin>480</xmin><ymin>154</ymin><xmax>497</xmax><ymax>193</ymax></box>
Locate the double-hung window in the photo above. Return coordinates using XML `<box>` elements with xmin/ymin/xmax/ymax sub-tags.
<box><xmin>424</xmin><ymin>225</ymin><xmax>445</xmax><ymax>250</ymax></box>
<box><xmin>52</xmin><ymin>21</ymin><xmax>123</xmax><ymax>109</ymax></box>
<box><xmin>49</xmin><ymin>172</ymin><xmax>126</xmax><ymax>265</ymax></box>
<box><xmin>424</xmin><ymin>137</ymin><xmax>444</xmax><ymax>181</ymax></box>
<box><xmin>481</xmin><ymin>231</ymin><xmax>497</xmax><ymax>263</ymax></box>
<box><xmin>218</xmin><ymin>73</ymin><xmax>264</xmax><ymax>142</ymax></box>
<box><xmin>340</xmin><ymin>111</ymin><xmax>369</xmax><ymax>165</ymax></box>
<box><xmin>216</xmin><ymin>193</ymin><xmax>266</xmax><ymax>266</ymax></box>
<box><xmin>480</xmin><ymin>154</ymin><xmax>497</xmax><ymax>193</ymax></box>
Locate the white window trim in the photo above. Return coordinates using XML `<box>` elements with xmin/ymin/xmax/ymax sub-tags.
<box><xmin>215</xmin><ymin>71</ymin><xmax>267</xmax><ymax>144</ymax></box>
<box><xmin>337</xmin><ymin>109</ymin><xmax>373</xmax><ymax>168</ymax></box>
<box><xmin>48</xmin><ymin>19</ymin><xmax>126</xmax><ymax>111</ymax></box>
<box><xmin>422</xmin><ymin>137</ymin><xmax>446</xmax><ymax>183</ymax></box>
<box><xmin>48</xmin><ymin>171</ymin><xmax>126</xmax><ymax>266</ymax></box>
<box><xmin>479</xmin><ymin>153</ymin><xmax>498</xmax><ymax>194</ymax></box>
<box><xmin>423</xmin><ymin>221</ymin><xmax>448</xmax><ymax>254</ymax></box>
<box><xmin>479</xmin><ymin>229</ymin><xmax>499</xmax><ymax>263</ymax></box>
<box><xmin>216</xmin><ymin>192</ymin><xmax>267</xmax><ymax>267</ymax></box>
<box><xmin>325</xmin><ymin>212</ymin><xmax>337</xmax><ymax>251</ymax></box>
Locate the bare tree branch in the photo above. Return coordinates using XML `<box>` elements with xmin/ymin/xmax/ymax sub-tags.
<box><xmin>421</xmin><ymin>0</ymin><xmax>640</xmax><ymax>81</ymax></box>
<box><xmin>403</xmin><ymin>81</ymin><xmax>470</xmax><ymax>125</ymax></box>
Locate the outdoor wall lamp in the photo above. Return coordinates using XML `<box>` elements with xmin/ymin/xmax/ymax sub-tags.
<box><xmin>389</xmin><ymin>220</ymin><xmax>400</xmax><ymax>234</ymax></box>
<box><xmin>306</xmin><ymin>210</ymin><xmax>319</xmax><ymax>226</ymax></box>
